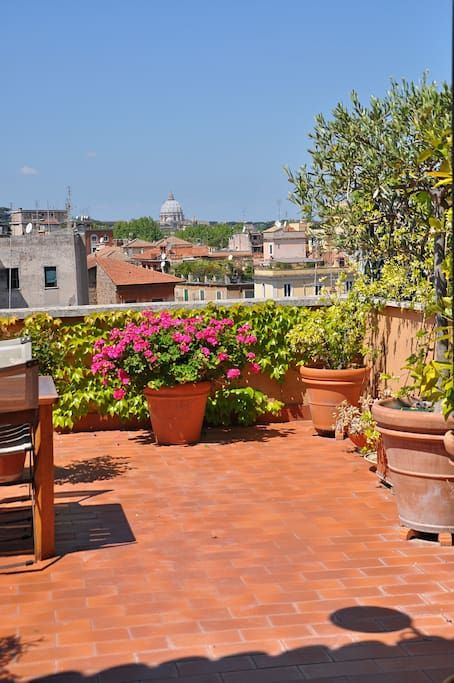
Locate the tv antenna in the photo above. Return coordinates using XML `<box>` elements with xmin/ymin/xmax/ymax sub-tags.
<box><xmin>25</xmin><ymin>222</ymin><xmax>33</xmax><ymax>234</ymax></box>
<box><xmin>277</xmin><ymin>199</ymin><xmax>282</xmax><ymax>221</ymax></box>
<box><xmin>65</xmin><ymin>186</ymin><xmax>72</xmax><ymax>230</ymax></box>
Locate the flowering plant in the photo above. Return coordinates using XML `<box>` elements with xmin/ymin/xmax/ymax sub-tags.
<box><xmin>91</xmin><ymin>310</ymin><xmax>260</xmax><ymax>399</ymax></box>
<box><xmin>334</xmin><ymin>396</ymin><xmax>380</xmax><ymax>451</ymax></box>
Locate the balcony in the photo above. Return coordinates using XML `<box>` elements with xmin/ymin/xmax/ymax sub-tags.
<box><xmin>0</xmin><ymin>299</ymin><xmax>452</xmax><ymax>682</ymax></box>
<box><xmin>0</xmin><ymin>420</ymin><xmax>452</xmax><ymax>681</ymax></box>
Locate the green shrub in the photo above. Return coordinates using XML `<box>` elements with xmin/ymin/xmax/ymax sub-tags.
<box><xmin>2</xmin><ymin>303</ymin><xmax>303</xmax><ymax>429</ymax></box>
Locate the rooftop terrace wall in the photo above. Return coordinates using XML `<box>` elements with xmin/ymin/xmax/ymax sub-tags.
<box><xmin>0</xmin><ymin>297</ymin><xmax>432</xmax><ymax>404</ymax></box>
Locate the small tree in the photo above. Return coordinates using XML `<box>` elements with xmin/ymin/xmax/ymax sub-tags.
<box><xmin>285</xmin><ymin>76</ymin><xmax>451</xmax><ymax>285</ymax></box>
<box><xmin>113</xmin><ymin>216</ymin><xmax>163</xmax><ymax>242</ymax></box>
<box><xmin>175</xmin><ymin>224</ymin><xmax>240</xmax><ymax>249</ymax></box>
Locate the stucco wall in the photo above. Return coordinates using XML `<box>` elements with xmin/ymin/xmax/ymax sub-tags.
<box><xmin>368</xmin><ymin>304</ymin><xmax>434</xmax><ymax>396</ymax></box>
<box><xmin>174</xmin><ymin>283</ymin><xmax>253</xmax><ymax>303</ymax></box>
<box><xmin>0</xmin><ymin>232</ymin><xmax>88</xmax><ymax>308</ymax></box>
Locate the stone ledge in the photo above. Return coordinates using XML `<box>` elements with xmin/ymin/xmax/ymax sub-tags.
<box><xmin>0</xmin><ymin>296</ymin><xmax>423</xmax><ymax>319</ymax></box>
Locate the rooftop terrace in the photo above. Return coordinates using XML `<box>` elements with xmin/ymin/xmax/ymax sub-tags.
<box><xmin>0</xmin><ymin>420</ymin><xmax>453</xmax><ymax>682</ymax></box>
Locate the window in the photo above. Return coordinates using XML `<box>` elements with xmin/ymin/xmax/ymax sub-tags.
<box><xmin>269</xmin><ymin>243</ymin><xmax>273</xmax><ymax>255</ymax></box>
<box><xmin>283</xmin><ymin>283</ymin><xmax>292</xmax><ymax>297</ymax></box>
<box><xmin>183</xmin><ymin>288</ymin><xmax>189</xmax><ymax>302</ymax></box>
<box><xmin>6</xmin><ymin>268</ymin><xmax>19</xmax><ymax>289</ymax></box>
<box><xmin>44</xmin><ymin>266</ymin><xmax>57</xmax><ymax>288</ymax></box>
<box><xmin>216</xmin><ymin>291</ymin><xmax>222</xmax><ymax>300</ymax></box>
<box><xmin>91</xmin><ymin>234</ymin><xmax>98</xmax><ymax>243</ymax></box>
<box><xmin>345</xmin><ymin>280</ymin><xmax>353</xmax><ymax>292</ymax></box>
<box><xmin>315</xmin><ymin>284</ymin><xmax>322</xmax><ymax>296</ymax></box>
<box><xmin>199</xmin><ymin>290</ymin><xmax>205</xmax><ymax>301</ymax></box>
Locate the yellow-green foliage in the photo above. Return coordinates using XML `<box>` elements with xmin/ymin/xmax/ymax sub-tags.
<box><xmin>1</xmin><ymin>303</ymin><xmax>303</xmax><ymax>429</ymax></box>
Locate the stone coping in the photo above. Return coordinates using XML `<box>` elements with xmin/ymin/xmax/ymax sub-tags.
<box><xmin>0</xmin><ymin>296</ymin><xmax>424</xmax><ymax>319</ymax></box>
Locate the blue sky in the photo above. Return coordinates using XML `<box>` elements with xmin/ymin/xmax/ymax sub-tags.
<box><xmin>2</xmin><ymin>0</ymin><xmax>451</xmax><ymax>222</ymax></box>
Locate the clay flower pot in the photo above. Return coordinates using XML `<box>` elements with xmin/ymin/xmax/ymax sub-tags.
<box><xmin>348</xmin><ymin>431</ymin><xmax>367</xmax><ymax>449</ymax></box>
<box><xmin>443</xmin><ymin>429</ymin><xmax>454</xmax><ymax>456</ymax></box>
<box><xmin>300</xmin><ymin>366</ymin><xmax>369</xmax><ymax>435</ymax></box>
<box><xmin>144</xmin><ymin>382</ymin><xmax>211</xmax><ymax>445</ymax></box>
<box><xmin>372</xmin><ymin>399</ymin><xmax>454</xmax><ymax>538</ymax></box>
<box><xmin>0</xmin><ymin>451</ymin><xmax>26</xmax><ymax>484</ymax></box>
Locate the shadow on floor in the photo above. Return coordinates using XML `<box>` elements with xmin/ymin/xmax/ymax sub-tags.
<box><xmin>0</xmin><ymin>503</ymin><xmax>33</xmax><ymax>558</ymax></box>
<box><xmin>131</xmin><ymin>424</ymin><xmax>298</xmax><ymax>447</ymax></box>
<box><xmin>18</xmin><ymin>634</ymin><xmax>454</xmax><ymax>683</ymax></box>
<box><xmin>0</xmin><ymin>490</ymin><xmax>135</xmax><ymax>569</ymax></box>
<box><xmin>54</xmin><ymin>498</ymin><xmax>136</xmax><ymax>555</ymax></box>
<box><xmin>1</xmin><ymin>608</ymin><xmax>452</xmax><ymax>682</ymax></box>
<box><xmin>54</xmin><ymin>454</ymin><xmax>133</xmax><ymax>485</ymax></box>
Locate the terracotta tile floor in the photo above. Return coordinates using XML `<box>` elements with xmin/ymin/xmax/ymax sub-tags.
<box><xmin>0</xmin><ymin>420</ymin><xmax>453</xmax><ymax>682</ymax></box>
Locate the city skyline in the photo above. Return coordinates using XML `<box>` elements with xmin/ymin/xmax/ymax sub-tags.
<box><xmin>2</xmin><ymin>0</ymin><xmax>451</xmax><ymax>221</ymax></box>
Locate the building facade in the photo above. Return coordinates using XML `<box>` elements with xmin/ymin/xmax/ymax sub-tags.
<box><xmin>87</xmin><ymin>255</ymin><xmax>182</xmax><ymax>305</ymax></box>
<box><xmin>0</xmin><ymin>231</ymin><xmax>88</xmax><ymax>309</ymax></box>
<box><xmin>10</xmin><ymin>208</ymin><xmax>69</xmax><ymax>236</ymax></box>
<box><xmin>174</xmin><ymin>276</ymin><xmax>254</xmax><ymax>303</ymax></box>
<box><xmin>254</xmin><ymin>264</ymin><xmax>353</xmax><ymax>300</ymax></box>
<box><xmin>262</xmin><ymin>222</ymin><xmax>312</xmax><ymax>264</ymax></box>
<box><xmin>0</xmin><ymin>208</ymin><xmax>11</xmax><ymax>237</ymax></box>
<box><xmin>83</xmin><ymin>228</ymin><xmax>114</xmax><ymax>255</ymax></box>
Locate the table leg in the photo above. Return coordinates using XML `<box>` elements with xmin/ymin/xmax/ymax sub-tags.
<box><xmin>33</xmin><ymin>403</ymin><xmax>55</xmax><ymax>560</ymax></box>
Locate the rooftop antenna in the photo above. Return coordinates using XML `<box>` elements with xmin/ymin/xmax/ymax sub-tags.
<box><xmin>65</xmin><ymin>186</ymin><xmax>72</xmax><ymax>230</ymax></box>
<box><xmin>277</xmin><ymin>199</ymin><xmax>282</xmax><ymax>221</ymax></box>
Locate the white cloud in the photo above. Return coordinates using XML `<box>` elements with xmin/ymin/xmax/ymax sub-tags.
<box><xmin>20</xmin><ymin>165</ymin><xmax>38</xmax><ymax>176</ymax></box>
<box><xmin>86</xmin><ymin>151</ymin><xmax>97</xmax><ymax>158</ymax></box>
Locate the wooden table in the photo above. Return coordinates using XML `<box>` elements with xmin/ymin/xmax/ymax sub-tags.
<box><xmin>34</xmin><ymin>376</ymin><xmax>58</xmax><ymax>560</ymax></box>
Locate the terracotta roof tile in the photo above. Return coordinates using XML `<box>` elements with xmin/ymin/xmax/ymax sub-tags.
<box><xmin>93</xmin><ymin>256</ymin><xmax>182</xmax><ymax>286</ymax></box>
<box><xmin>130</xmin><ymin>245</ymin><xmax>209</xmax><ymax>260</ymax></box>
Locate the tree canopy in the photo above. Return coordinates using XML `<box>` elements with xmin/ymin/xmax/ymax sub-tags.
<box><xmin>175</xmin><ymin>223</ymin><xmax>241</xmax><ymax>249</ymax></box>
<box><xmin>113</xmin><ymin>216</ymin><xmax>163</xmax><ymax>242</ymax></box>
<box><xmin>174</xmin><ymin>258</ymin><xmax>252</xmax><ymax>282</ymax></box>
<box><xmin>285</xmin><ymin>77</ymin><xmax>452</xmax><ymax>282</ymax></box>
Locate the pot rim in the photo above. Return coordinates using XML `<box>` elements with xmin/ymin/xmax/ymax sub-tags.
<box><xmin>372</xmin><ymin>398</ymin><xmax>454</xmax><ymax>434</ymax></box>
<box><xmin>299</xmin><ymin>365</ymin><xmax>369</xmax><ymax>380</ymax></box>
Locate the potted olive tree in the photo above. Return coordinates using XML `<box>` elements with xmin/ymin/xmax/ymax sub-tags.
<box><xmin>372</xmin><ymin>132</ymin><xmax>453</xmax><ymax>544</ymax></box>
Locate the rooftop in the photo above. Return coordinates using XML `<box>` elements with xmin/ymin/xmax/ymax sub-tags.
<box><xmin>89</xmin><ymin>256</ymin><xmax>182</xmax><ymax>286</ymax></box>
<box><xmin>1</xmin><ymin>421</ymin><xmax>452</xmax><ymax>682</ymax></box>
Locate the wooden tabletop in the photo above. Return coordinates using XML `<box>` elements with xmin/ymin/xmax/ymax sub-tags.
<box><xmin>39</xmin><ymin>376</ymin><xmax>58</xmax><ymax>405</ymax></box>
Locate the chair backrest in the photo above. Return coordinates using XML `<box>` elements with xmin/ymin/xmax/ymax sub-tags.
<box><xmin>0</xmin><ymin>337</ymin><xmax>32</xmax><ymax>367</ymax></box>
<box><xmin>0</xmin><ymin>360</ymin><xmax>39</xmax><ymax>415</ymax></box>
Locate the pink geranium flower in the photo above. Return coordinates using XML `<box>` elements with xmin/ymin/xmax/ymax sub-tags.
<box><xmin>226</xmin><ymin>368</ymin><xmax>241</xmax><ymax>379</ymax></box>
<box><xmin>91</xmin><ymin>310</ymin><xmax>259</xmax><ymax>397</ymax></box>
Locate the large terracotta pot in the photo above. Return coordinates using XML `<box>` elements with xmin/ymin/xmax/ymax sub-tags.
<box><xmin>443</xmin><ymin>429</ymin><xmax>454</xmax><ymax>456</ymax></box>
<box><xmin>144</xmin><ymin>382</ymin><xmax>211</xmax><ymax>445</ymax></box>
<box><xmin>372</xmin><ymin>399</ymin><xmax>454</xmax><ymax>535</ymax></box>
<box><xmin>0</xmin><ymin>451</ymin><xmax>26</xmax><ymax>484</ymax></box>
<box><xmin>299</xmin><ymin>366</ymin><xmax>369</xmax><ymax>435</ymax></box>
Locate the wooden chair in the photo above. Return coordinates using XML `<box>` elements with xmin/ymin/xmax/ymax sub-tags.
<box><xmin>0</xmin><ymin>360</ymin><xmax>39</xmax><ymax>565</ymax></box>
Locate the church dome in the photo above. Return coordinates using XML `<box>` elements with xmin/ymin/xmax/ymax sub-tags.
<box><xmin>160</xmin><ymin>192</ymin><xmax>184</xmax><ymax>223</ymax></box>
